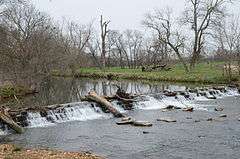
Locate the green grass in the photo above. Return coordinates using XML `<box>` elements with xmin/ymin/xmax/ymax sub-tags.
<box><xmin>52</xmin><ymin>62</ymin><xmax>240</xmax><ymax>84</ymax></box>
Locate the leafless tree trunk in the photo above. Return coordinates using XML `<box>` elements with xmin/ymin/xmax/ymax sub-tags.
<box><xmin>182</xmin><ymin>0</ymin><xmax>233</xmax><ymax>70</ymax></box>
<box><xmin>142</xmin><ymin>9</ymin><xmax>189</xmax><ymax>72</ymax></box>
<box><xmin>213</xmin><ymin>15</ymin><xmax>240</xmax><ymax>81</ymax></box>
<box><xmin>100</xmin><ymin>15</ymin><xmax>110</xmax><ymax>69</ymax></box>
<box><xmin>66</xmin><ymin>21</ymin><xmax>92</xmax><ymax>75</ymax></box>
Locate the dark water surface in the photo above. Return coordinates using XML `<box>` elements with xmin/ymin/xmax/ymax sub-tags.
<box><xmin>22</xmin><ymin>77</ymin><xmax>194</xmax><ymax>107</ymax></box>
<box><xmin>1</xmin><ymin>78</ymin><xmax>240</xmax><ymax>159</ymax></box>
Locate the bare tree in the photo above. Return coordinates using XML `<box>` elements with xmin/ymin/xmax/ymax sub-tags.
<box><xmin>100</xmin><ymin>15</ymin><xmax>110</xmax><ymax>69</ymax></box>
<box><xmin>142</xmin><ymin>36</ymin><xmax>169</xmax><ymax>67</ymax></box>
<box><xmin>182</xmin><ymin>0</ymin><xmax>233</xmax><ymax>70</ymax></box>
<box><xmin>0</xmin><ymin>1</ymin><xmax>67</xmax><ymax>86</ymax></box>
<box><xmin>87</xmin><ymin>37</ymin><xmax>102</xmax><ymax>68</ymax></box>
<box><xmin>65</xmin><ymin>21</ymin><xmax>92</xmax><ymax>74</ymax></box>
<box><xmin>142</xmin><ymin>8</ymin><xmax>189</xmax><ymax>72</ymax></box>
<box><xmin>126</xmin><ymin>30</ymin><xmax>143</xmax><ymax>68</ymax></box>
<box><xmin>213</xmin><ymin>15</ymin><xmax>240</xmax><ymax>79</ymax></box>
<box><xmin>107</xmin><ymin>30</ymin><xmax>127</xmax><ymax>68</ymax></box>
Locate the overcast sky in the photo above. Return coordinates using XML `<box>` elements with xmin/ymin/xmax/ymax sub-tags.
<box><xmin>32</xmin><ymin>0</ymin><xmax>240</xmax><ymax>31</ymax></box>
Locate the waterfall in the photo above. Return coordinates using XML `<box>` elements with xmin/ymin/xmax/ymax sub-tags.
<box><xmin>26</xmin><ymin>102</ymin><xmax>111</xmax><ymax>128</ymax></box>
<box><xmin>1</xmin><ymin>86</ymin><xmax>238</xmax><ymax>131</ymax></box>
<box><xmin>111</xmin><ymin>101</ymin><xmax>127</xmax><ymax>113</ymax></box>
<box><xmin>27</xmin><ymin>112</ymin><xmax>54</xmax><ymax>128</ymax></box>
<box><xmin>0</xmin><ymin>123</ymin><xmax>9</xmax><ymax>136</ymax></box>
<box><xmin>135</xmin><ymin>87</ymin><xmax>239</xmax><ymax>110</ymax></box>
<box><xmin>136</xmin><ymin>96</ymin><xmax>167</xmax><ymax>110</ymax></box>
<box><xmin>0</xmin><ymin>129</ymin><xmax>7</xmax><ymax>136</ymax></box>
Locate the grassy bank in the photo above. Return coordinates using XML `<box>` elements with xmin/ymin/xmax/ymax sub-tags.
<box><xmin>53</xmin><ymin>62</ymin><xmax>240</xmax><ymax>84</ymax></box>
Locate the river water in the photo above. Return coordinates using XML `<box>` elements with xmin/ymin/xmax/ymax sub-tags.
<box><xmin>0</xmin><ymin>77</ymin><xmax>240</xmax><ymax>159</ymax></box>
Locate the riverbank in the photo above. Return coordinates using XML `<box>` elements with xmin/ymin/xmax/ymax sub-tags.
<box><xmin>53</xmin><ymin>63</ymin><xmax>240</xmax><ymax>84</ymax></box>
<box><xmin>0</xmin><ymin>144</ymin><xmax>103</xmax><ymax>159</ymax></box>
<box><xmin>0</xmin><ymin>84</ymin><xmax>37</xmax><ymax>108</ymax></box>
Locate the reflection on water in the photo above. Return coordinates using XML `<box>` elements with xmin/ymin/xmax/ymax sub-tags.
<box><xmin>1</xmin><ymin>77</ymin><xmax>240</xmax><ymax>159</ymax></box>
<box><xmin>23</xmin><ymin>77</ymin><xmax>189</xmax><ymax>107</ymax></box>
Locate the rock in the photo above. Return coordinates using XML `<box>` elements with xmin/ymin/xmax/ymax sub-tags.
<box><xmin>198</xmin><ymin>135</ymin><xmax>206</xmax><ymax>138</ymax></box>
<box><xmin>182</xmin><ymin>107</ymin><xmax>194</xmax><ymax>112</ymax></box>
<box><xmin>165</xmin><ymin>105</ymin><xmax>181</xmax><ymax>110</ymax></box>
<box><xmin>188</xmin><ymin>89</ymin><xmax>198</xmax><ymax>93</ymax></box>
<box><xmin>116</xmin><ymin>119</ymin><xmax>134</xmax><ymax>125</ymax></box>
<box><xmin>213</xmin><ymin>86</ymin><xmax>226</xmax><ymax>93</ymax></box>
<box><xmin>132</xmin><ymin>121</ymin><xmax>153</xmax><ymax>127</ymax></box>
<box><xmin>219</xmin><ymin>114</ymin><xmax>227</xmax><ymax>118</ymax></box>
<box><xmin>207</xmin><ymin>118</ymin><xmax>213</xmax><ymax>121</ymax></box>
<box><xmin>194</xmin><ymin>120</ymin><xmax>201</xmax><ymax>123</ymax></box>
<box><xmin>228</xmin><ymin>84</ymin><xmax>238</xmax><ymax>88</ymax></box>
<box><xmin>214</xmin><ymin>108</ymin><xmax>224</xmax><ymax>112</ymax></box>
<box><xmin>143</xmin><ymin>131</ymin><xmax>150</xmax><ymax>134</ymax></box>
<box><xmin>121</xmin><ymin>117</ymin><xmax>132</xmax><ymax>121</ymax></box>
<box><xmin>165</xmin><ymin>105</ymin><xmax>174</xmax><ymax>109</ymax></box>
<box><xmin>157</xmin><ymin>118</ymin><xmax>177</xmax><ymax>123</ymax></box>
<box><xmin>164</xmin><ymin>91</ymin><xmax>177</xmax><ymax>97</ymax></box>
<box><xmin>205</xmin><ymin>95</ymin><xmax>216</xmax><ymax>99</ymax></box>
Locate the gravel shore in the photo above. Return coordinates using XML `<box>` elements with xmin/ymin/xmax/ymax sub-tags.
<box><xmin>0</xmin><ymin>144</ymin><xmax>103</xmax><ymax>159</ymax></box>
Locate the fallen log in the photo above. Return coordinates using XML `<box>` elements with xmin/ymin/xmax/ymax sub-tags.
<box><xmin>0</xmin><ymin>108</ymin><xmax>24</xmax><ymax>134</ymax></box>
<box><xmin>81</xmin><ymin>87</ymin><xmax>137</xmax><ymax>111</ymax></box>
<box><xmin>84</xmin><ymin>92</ymin><xmax>152</xmax><ymax>127</ymax></box>
<box><xmin>85</xmin><ymin>91</ymin><xmax>126</xmax><ymax>118</ymax></box>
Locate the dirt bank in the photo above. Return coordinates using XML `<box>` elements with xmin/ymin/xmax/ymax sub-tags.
<box><xmin>0</xmin><ymin>144</ymin><xmax>103</xmax><ymax>159</ymax></box>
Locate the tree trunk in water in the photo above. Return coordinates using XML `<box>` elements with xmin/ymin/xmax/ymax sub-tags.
<box><xmin>0</xmin><ymin>109</ymin><xmax>24</xmax><ymax>134</ymax></box>
<box><xmin>85</xmin><ymin>91</ymin><xmax>152</xmax><ymax>127</ymax></box>
<box><xmin>86</xmin><ymin>91</ymin><xmax>125</xmax><ymax>118</ymax></box>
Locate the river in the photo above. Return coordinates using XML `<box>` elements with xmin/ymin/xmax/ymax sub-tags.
<box><xmin>0</xmin><ymin>77</ymin><xmax>240</xmax><ymax>159</ymax></box>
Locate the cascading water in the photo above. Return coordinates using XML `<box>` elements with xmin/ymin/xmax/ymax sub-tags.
<box><xmin>134</xmin><ymin>87</ymin><xmax>239</xmax><ymax>110</ymax></box>
<box><xmin>0</xmin><ymin>122</ymin><xmax>9</xmax><ymax>136</ymax></box>
<box><xmin>27</xmin><ymin>112</ymin><xmax>54</xmax><ymax>128</ymax></box>
<box><xmin>136</xmin><ymin>96</ymin><xmax>167</xmax><ymax>110</ymax></box>
<box><xmin>111</xmin><ymin>101</ymin><xmax>127</xmax><ymax>113</ymax></box>
<box><xmin>26</xmin><ymin>102</ymin><xmax>112</xmax><ymax>128</ymax></box>
<box><xmin>0</xmin><ymin>86</ymin><xmax>239</xmax><ymax>133</ymax></box>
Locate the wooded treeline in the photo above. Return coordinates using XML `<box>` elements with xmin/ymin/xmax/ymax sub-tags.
<box><xmin>0</xmin><ymin>0</ymin><xmax>239</xmax><ymax>87</ymax></box>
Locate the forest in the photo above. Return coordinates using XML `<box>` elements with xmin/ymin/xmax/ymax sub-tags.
<box><xmin>0</xmin><ymin>1</ymin><xmax>240</xmax><ymax>158</ymax></box>
<box><xmin>0</xmin><ymin>0</ymin><xmax>239</xmax><ymax>89</ymax></box>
